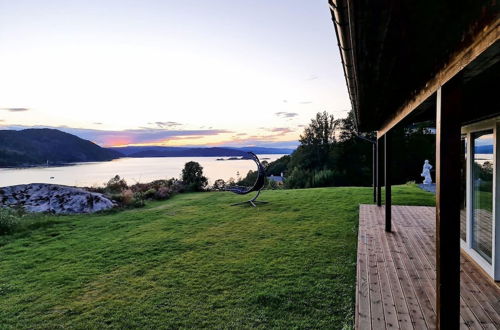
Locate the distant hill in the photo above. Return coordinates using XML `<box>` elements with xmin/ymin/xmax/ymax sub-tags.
<box><xmin>109</xmin><ymin>146</ymin><xmax>294</xmax><ymax>157</ymax></box>
<box><xmin>0</xmin><ymin>129</ymin><xmax>122</xmax><ymax>167</ymax></box>
<box><xmin>475</xmin><ymin>145</ymin><xmax>493</xmax><ymax>154</ymax></box>
<box><xmin>230</xmin><ymin>146</ymin><xmax>295</xmax><ymax>154</ymax></box>
<box><xmin>106</xmin><ymin>146</ymin><xmax>191</xmax><ymax>156</ymax></box>
<box><xmin>0</xmin><ymin>128</ymin><xmax>294</xmax><ymax>167</ymax></box>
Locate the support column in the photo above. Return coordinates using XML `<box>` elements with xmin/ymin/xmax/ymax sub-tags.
<box><xmin>376</xmin><ymin>137</ymin><xmax>384</xmax><ymax>206</ymax></box>
<box><xmin>435</xmin><ymin>78</ymin><xmax>462</xmax><ymax>329</ymax></box>
<box><xmin>373</xmin><ymin>143</ymin><xmax>377</xmax><ymax>203</ymax></box>
<box><xmin>385</xmin><ymin>132</ymin><xmax>391</xmax><ymax>232</ymax></box>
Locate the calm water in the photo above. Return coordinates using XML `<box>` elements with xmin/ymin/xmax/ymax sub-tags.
<box><xmin>0</xmin><ymin>155</ymin><xmax>285</xmax><ymax>188</ymax></box>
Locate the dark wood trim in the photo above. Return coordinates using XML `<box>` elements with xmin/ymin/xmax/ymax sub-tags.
<box><xmin>377</xmin><ymin>138</ymin><xmax>384</xmax><ymax>207</ymax></box>
<box><xmin>435</xmin><ymin>78</ymin><xmax>462</xmax><ymax>329</ymax></box>
<box><xmin>384</xmin><ymin>133</ymin><xmax>391</xmax><ymax>232</ymax></box>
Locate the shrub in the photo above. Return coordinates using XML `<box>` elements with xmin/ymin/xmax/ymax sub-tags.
<box><xmin>133</xmin><ymin>191</ymin><xmax>146</xmax><ymax>207</ymax></box>
<box><xmin>103</xmin><ymin>176</ymin><xmax>187</xmax><ymax>207</ymax></box>
<box><xmin>266</xmin><ymin>180</ymin><xmax>279</xmax><ymax>190</ymax></box>
<box><xmin>121</xmin><ymin>189</ymin><xmax>135</xmax><ymax>206</ymax></box>
<box><xmin>312</xmin><ymin>169</ymin><xmax>336</xmax><ymax>187</ymax></box>
<box><xmin>285</xmin><ymin>168</ymin><xmax>312</xmax><ymax>189</ymax></box>
<box><xmin>102</xmin><ymin>175</ymin><xmax>187</xmax><ymax>208</ymax></box>
<box><xmin>155</xmin><ymin>186</ymin><xmax>171</xmax><ymax>200</ymax></box>
<box><xmin>132</xmin><ymin>179</ymin><xmax>184</xmax><ymax>199</ymax></box>
<box><xmin>166</xmin><ymin>178</ymin><xmax>185</xmax><ymax>194</ymax></box>
<box><xmin>86</xmin><ymin>186</ymin><xmax>106</xmax><ymax>194</ymax></box>
<box><xmin>226</xmin><ymin>178</ymin><xmax>236</xmax><ymax>187</ymax></box>
<box><xmin>144</xmin><ymin>189</ymin><xmax>157</xmax><ymax>200</ymax></box>
<box><xmin>212</xmin><ymin>179</ymin><xmax>226</xmax><ymax>191</ymax></box>
<box><xmin>237</xmin><ymin>170</ymin><xmax>258</xmax><ymax>186</ymax></box>
<box><xmin>106</xmin><ymin>175</ymin><xmax>128</xmax><ymax>194</ymax></box>
<box><xmin>0</xmin><ymin>208</ymin><xmax>22</xmax><ymax>235</ymax></box>
<box><xmin>479</xmin><ymin>180</ymin><xmax>493</xmax><ymax>193</ymax></box>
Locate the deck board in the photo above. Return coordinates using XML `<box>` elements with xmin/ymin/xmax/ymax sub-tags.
<box><xmin>356</xmin><ymin>205</ymin><xmax>500</xmax><ymax>329</ymax></box>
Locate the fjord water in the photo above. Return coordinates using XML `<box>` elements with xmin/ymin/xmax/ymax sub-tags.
<box><xmin>0</xmin><ymin>155</ymin><xmax>285</xmax><ymax>188</ymax></box>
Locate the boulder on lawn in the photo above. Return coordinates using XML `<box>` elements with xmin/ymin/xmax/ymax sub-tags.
<box><xmin>0</xmin><ymin>183</ymin><xmax>116</xmax><ymax>214</ymax></box>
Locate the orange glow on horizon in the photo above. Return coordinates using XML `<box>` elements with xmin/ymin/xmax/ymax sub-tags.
<box><xmin>105</xmin><ymin>132</ymin><xmax>298</xmax><ymax>148</ymax></box>
<box><xmin>102</xmin><ymin>138</ymin><xmax>133</xmax><ymax>147</ymax></box>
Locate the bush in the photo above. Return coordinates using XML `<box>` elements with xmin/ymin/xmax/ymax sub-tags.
<box><xmin>0</xmin><ymin>208</ymin><xmax>60</xmax><ymax>236</ymax></box>
<box><xmin>285</xmin><ymin>168</ymin><xmax>312</xmax><ymax>189</ymax></box>
<box><xmin>130</xmin><ymin>179</ymin><xmax>184</xmax><ymax>199</ymax></box>
<box><xmin>212</xmin><ymin>179</ymin><xmax>226</xmax><ymax>191</ymax></box>
<box><xmin>106</xmin><ymin>175</ymin><xmax>128</xmax><ymax>193</ymax></box>
<box><xmin>478</xmin><ymin>180</ymin><xmax>493</xmax><ymax>193</ymax></box>
<box><xmin>237</xmin><ymin>170</ymin><xmax>258</xmax><ymax>186</ymax></box>
<box><xmin>266</xmin><ymin>180</ymin><xmax>281</xmax><ymax>190</ymax></box>
<box><xmin>166</xmin><ymin>178</ymin><xmax>185</xmax><ymax>194</ymax></box>
<box><xmin>133</xmin><ymin>191</ymin><xmax>146</xmax><ymax>207</ymax></box>
<box><xmin>226</xmin><ymin>178</ymin><xmax>236</xmax><ymax>187</ymax></box>
<box><xmin>102</xmin><ymin>176</ymin><xmax>186</xmax><ymax>208</ymax></box>
<box><xmin>155</xmin><ymin>186</ymin><xmax>171</xmax><ymax>200</ymax></box>
<box><xmin>121</xmin><ymin>189</ymin><xmax>135</xmax><ymax>206</ymax></box>
<box><xmin>144</xmin><ymin>189</ymin><xmax>157</xmax><ymax>200</ymax></box>
<box><xmin>312</xmin><ymin>169</ymin><xmax>336</xmax><ymax>187</ymax></box>
<box><xmin>0</xmin><ymin>208</ymin><xmax>22</xmax><ymax>235</ymax></box>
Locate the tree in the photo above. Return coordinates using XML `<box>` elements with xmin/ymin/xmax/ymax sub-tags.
<box><xmin>299</xmin><ymin>111</ymin><xmax>336</xmax><ymax>146</ymax></box>
<box><xmin>278</xmin><ymin>110</ymin><xmax>436</xmax><ymax>188</ymax></box>
<box><xmin>266</xmin><ymin>155</ymin><xmax>290</xmax><ymax>176</ymax></box>
<box><xmin>334</xmin><ymin>110</ymin><xmax>366</xmax><ymax>142</ymax></box>
<box><xmin>181</xmin><ymin>161</ymin><xmax>208</xmax><ymax>192</ymax></box>
<box><xmin>212</xmin><ymin>179</ymin><xmax>226</xmax><ymax>191</ymax></box>
<box><xmin>296</xmin><ymin>111</ymin><xmax>337</xmax><ymax>171</ymax></box>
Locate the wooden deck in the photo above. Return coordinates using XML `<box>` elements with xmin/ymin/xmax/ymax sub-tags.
<box><xmin>357</xmin><ymin>205</ymin><xmax>500</xmax><ymax>329</ymax></box>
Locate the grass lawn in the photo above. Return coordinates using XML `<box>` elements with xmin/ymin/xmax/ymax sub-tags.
<box><xmin>0</xmin><ymin>185</ymin><xmax>434</xmax><ymax>329</ymax></box>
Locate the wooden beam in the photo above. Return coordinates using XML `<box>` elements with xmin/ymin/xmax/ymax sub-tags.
<box><xmin>384</xmin><ymin>133</ymin><xmax>391</xmax><ymax>232</ymax></box>
<box><xmin>373</xmin><ymin>143</ymin><xmax>377</xmax><ymax>203</ymax></box>
<box><xmin>376</xmin><ymin>137</ymin><xmax>384</xmax><ymax>206</ymax></box>
<box><xmin>377</xmin><ymin>21</ymin><xmax>499</xmax><ymax>139</ymax></box>
<box><xmin>435</xmin><ymin>77</ymin><xmax>462</xmax><ymax>329</ymax></box>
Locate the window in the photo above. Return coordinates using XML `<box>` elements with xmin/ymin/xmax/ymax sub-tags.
<box><xmin>471</xmin><ymin>130</ymin><xmax>494</xmax><ymax>264</ymax></box>
<box><xmin>460</xmin><ymin>135</ymin><xmax>467</xmax><ymax>242</ymax></box>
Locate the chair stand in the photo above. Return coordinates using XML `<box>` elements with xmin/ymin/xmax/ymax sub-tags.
<box><xmin>231</xmin><ymin>190</ymin><xmax>268</xmax><ymax>207</ymax></box>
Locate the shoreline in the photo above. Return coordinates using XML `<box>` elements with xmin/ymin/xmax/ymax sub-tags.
<box><xmin>0</xmin><ymin>154</ymin><xmax>282</xmax><ymax>169</ymax></box>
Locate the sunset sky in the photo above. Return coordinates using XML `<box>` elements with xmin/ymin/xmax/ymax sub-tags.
<box><xmin>0</xmin><ymin>0</ymin><xmax>349</xmax><ymax>148</ymax></box>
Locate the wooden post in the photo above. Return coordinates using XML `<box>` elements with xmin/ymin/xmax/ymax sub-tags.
<box><xmin>376</xmin><ymin>137</ymin><xmax>384</xmax><ymax>206</ymax></box>
<box><xmin>385</xmin><ymin>132</ymin><xmax>391</xmax><ymax>232</ymax></box>
<box><xmin>373</xmin><ymin>143</ymin><xmax>377</xmax><ymax>203</ymax></box>
<box><xmin>435</xmin><ymin>78</ymin><xmax>462</xmax><ymax>329</ymax></box>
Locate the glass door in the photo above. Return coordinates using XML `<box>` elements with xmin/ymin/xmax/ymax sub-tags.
<box><xmin>460</xmin><ymin>135</ymin><xmax>467</xmax><ymax>242</ymax></box>
<box><xmin>471</xmin><ymin>130</ymin><xmax>494</xmax><ymax>264</ymax></box>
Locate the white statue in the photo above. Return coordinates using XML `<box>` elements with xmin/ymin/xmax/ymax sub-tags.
<box><xmin>421</xmin><ymin>160</ymin><xmax>433</xmax><ymax>184</ymax></box>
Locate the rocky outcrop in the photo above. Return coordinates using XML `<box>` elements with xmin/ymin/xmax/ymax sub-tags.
<box><xmin>0</xmin><ymin>184</ymin><xmax>116</xmax><ymax>214</ymax></box>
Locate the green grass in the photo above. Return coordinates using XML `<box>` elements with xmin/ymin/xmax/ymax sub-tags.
<box><xmin>0</xmin><ymin>185</ymin><xmax>434</xmax><ymax>329</ymax></box>
<box><xmin>474</xmin><ymin>190</ymin><xmax>493</xmax><ymax>213</ymax></box>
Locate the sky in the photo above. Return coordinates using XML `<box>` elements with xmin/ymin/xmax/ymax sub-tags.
<box><xmin>0</xmin><ymin>0</ymin><xmax>349</xmax><ymax>148</ymax></box>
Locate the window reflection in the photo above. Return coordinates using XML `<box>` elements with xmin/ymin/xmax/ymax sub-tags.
<box><xmin>471</xmin><ymin>130</ymin><xmax>493</xmax><ymax>263</ymax></box>
<box><xmin>460</xmin><ymin>135</ymin><xmax>467</xmax><ymax>242</ymax></box>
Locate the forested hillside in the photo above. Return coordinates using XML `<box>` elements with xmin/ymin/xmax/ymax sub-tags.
<box><xmin>0</xmin><ymin>129</ymin><xmax>122</xmax><ymax>167</ymax></box>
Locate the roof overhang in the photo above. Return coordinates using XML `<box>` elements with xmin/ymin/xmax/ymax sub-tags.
<box><xmin>329</xmin><ymin>0</ymin><xmax>499</xmax><ymax>134</ymax></box>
